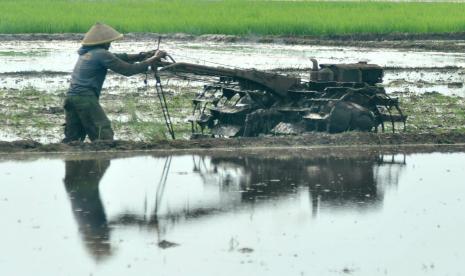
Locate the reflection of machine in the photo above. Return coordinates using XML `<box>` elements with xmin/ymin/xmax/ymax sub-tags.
<box><xmin>192</xmin><ymin>155</ymin><xmax>250</xmax><ymax>191</ymax></box>
<box><xmin>63</xmin><ymin>152</ymin><xmax>405</xmax><ymax>261</ymax></box>
<box><xmin>203</xmin><ymin>153</ymin><xmax>406</xmax><ymax>213</ymax></box>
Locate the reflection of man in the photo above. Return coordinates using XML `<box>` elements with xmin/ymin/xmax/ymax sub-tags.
<box><xmin>63</xmin><ymin>159</ymin><xmax>111</xmax><ymax>261</ymax></box>
<box><xmin>63</xmin><ymin>22</ymin><xmax>167</xmax><ymax>142</ymax></box>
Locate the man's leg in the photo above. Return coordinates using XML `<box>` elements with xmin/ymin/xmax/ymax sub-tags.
<box><xmin>76</xmin><ymin>96</ymin><xmax>114</xmax><ymax>141</ymax></box>
<box><xmin>63</xmin><ymin>98</ymin><xmax>86</xmax><ymax>143</ymax></box>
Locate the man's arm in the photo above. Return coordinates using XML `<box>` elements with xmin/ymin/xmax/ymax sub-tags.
<box><xmin>100</xmin><ymin>51</ymin><xmax>150</xmax><ymax>76</ymax></box>
<box><xmin>115</xmin><ymin>51</ymin><xmax>155</xmax><ymax>63</ymax></box>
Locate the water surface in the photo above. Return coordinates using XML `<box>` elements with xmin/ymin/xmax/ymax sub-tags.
<box><xmin>2</xmin><ymin>40</ymin><xmax>465</xmax><ymax>96</ymax></box>
<box><xmin>1</xmin><ymin>149</ymin><xmax>464</xmax><ymax>275</ymax></box>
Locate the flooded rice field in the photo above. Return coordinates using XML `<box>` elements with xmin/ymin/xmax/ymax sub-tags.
<box><xmin>2</xmin><ymin>37</ymin><xmax>465</xmax><ymax>275</ymax></box>
<box><xmin>1</xmin><ymin>148</ymin><xmax>465</xmax><ymax>275</ymax></box>
<box><xmin>1</xmin><ymin>38</ymin><xmax>465</xmax><ymax>142</ymax></box>
<box><xmin>2</xmin><ymin>40</ymin><xmax>465</xmax><ymax>96</ymax></box>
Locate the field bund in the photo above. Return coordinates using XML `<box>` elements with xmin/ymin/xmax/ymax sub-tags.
<box><xmin>2</xmin><ymin>0</ymin><xmax>465</xmax><ymax>35</ymax></box>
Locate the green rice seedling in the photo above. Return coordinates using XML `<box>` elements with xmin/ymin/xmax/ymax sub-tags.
<box><xmin>1</xmin><ymin>0</ymin><xmax>465</xmax><ymax>35</ymax></box>
<box><xmin>399</xmin><ymin>92</ymin><xmax>465</xmax><ymax>134</ymax></box>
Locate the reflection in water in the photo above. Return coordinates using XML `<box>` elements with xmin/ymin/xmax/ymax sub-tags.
<box><xmin>63</xmin><ymin>152</ymin><xmax>405</xmax><ymax>261</ymax></box>
<box><xmin>199</xmin><ymin>154</ymin><xmax>405</xmax><ymax>217</ymax></box>
<box><xmin>63</xmin><ymin>159</ymin><xmax>112</xmax><ymax>261</ymax></box>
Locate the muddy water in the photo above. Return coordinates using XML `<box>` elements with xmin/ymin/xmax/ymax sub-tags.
<box><xmin>2</xmin><ymin>40</ymin><xmax>465</xmax><ymax>96</ymax></box>
<box><xmin>4</xmin><ymin>40</ymin><xmax>465</xmax><ymax>72</ymax></box>
<box><xmin>1</xmin><ymin>149</ymin><xmax>464</xmax><ymax>275</ymax></box>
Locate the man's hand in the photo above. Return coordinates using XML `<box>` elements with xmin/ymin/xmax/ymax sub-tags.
<box><xmin>154</xmin><ymin>50</ymin><xmax>167</xmax><ymax>59</ymax></box>
<box><xmin>145</xmin><ymin>50</ymin><xmax>169</xmax><ymax>67</ymax></box>
<box><xmin>140</xmin><ymin>50</ymin><xmax>167</xmax><ymax>60</ymax></box>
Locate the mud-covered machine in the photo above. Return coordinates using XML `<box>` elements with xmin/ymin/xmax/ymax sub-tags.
<box><xmin>158</xmin><ymin>59</ymin><xmax>406</xmax><ymax>138</ymax></box>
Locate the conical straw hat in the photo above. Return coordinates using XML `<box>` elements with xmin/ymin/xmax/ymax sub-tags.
<box><xmin>81</xmin><ymin>23</ymin><xmax>123</xmax><ymax>46</ymax></box>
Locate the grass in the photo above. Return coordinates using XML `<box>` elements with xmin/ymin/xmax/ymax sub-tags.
<box><xmin>2</xmin><ymin>87</ymin><xmax>465</xmax><ymax>142</ymax></box>
<box><xmin>109</xmin><ymin>90</ymin><xmax>193</xmax><ymax>141</ymax></box>
<box><xmin>1</xmin><ymin>0</ymin><xmax>465</xmax><ymax>35</ymax></box>
<box><xmin>399</xmin><ymin>92</ymin><xmax>465</xmax><ymax>134</ymax></box>
<box><xmin>0</xmin><ymin>87</ymin><xmax>193</xmax><ymax>142</ymax></box>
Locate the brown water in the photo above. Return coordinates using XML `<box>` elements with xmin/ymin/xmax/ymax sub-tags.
<box><xmin>1</xmin><ymin>149</ymin><xmax>464</xmax><ymax>275</ymax></box>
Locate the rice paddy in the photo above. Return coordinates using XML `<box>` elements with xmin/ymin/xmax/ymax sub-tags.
<box><xmin>1</xmin><ymin>0</ymin><xmax>465</xmax><ymax>35</ymax></box>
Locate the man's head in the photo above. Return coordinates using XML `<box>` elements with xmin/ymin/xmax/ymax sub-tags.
<box><xmin>81</xmin><ymin>23</ymin><xmax>123</xmax><ymax>47</ymax></box>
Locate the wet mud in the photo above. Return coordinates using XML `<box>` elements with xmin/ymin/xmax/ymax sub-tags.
<box><xmin>2</xmin><ymin>132</ymin><xmax>465</xmax><ymax>154</ymax></box>
<box><xmin>2</xmin><ymin>32</ymin><xmax>465</xmax><ymax>52</ymax></box>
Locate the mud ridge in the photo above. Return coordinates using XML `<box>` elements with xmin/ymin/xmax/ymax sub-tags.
<box><xmin>1</xmin><ymin>132</ymin><xmax>465</xmax><ymax>153</ymax></box>
<box><xmin>2</xmin><ymin>32</ymin><xmax>465</xmax><ymax>42</ymax></box>
<box><xmin>2</xmin><ymin>32</ymin><xmax>465</xmax><ymax>52</ymax></box>
<box><xmin>0</xmin><ymin>71</ymin><xmax>70</xmax><ymax>77</ymax></box>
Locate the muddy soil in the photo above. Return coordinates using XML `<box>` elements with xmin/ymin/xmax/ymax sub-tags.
<box><xmin>2</xmin><ymin>32</ymin><xmax>465</xmax><ymax>52</ymax></box>
<box><xmin>2</xmin><ymin>132</ymin><xmax>465</xmax><ymax>154</ymax></box>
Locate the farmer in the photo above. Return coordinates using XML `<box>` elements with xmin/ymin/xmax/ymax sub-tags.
<box><xmin>63</xmin><ymin>22</ymin><xmax>166</xmax><ymax>142</ymax></box>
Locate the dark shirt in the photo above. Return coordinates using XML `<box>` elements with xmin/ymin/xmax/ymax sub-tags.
<box><xmin>68</xmin><ymin>46</ymin><xmax>149</xmax><ymax>97</ymax></box>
